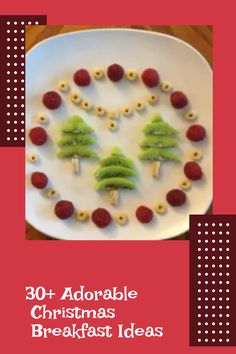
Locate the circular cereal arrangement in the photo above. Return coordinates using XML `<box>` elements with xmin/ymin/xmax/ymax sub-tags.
<box><xmin>27</xmin><ymin>62</ymin><xmax>209</xmax><ymax>234</ymax></box>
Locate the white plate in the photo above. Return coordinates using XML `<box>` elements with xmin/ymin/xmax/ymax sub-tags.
<box><xmin>26</xmin><ymin>28</ymin><xmax>212</xmax><ymax>240</ymax></box>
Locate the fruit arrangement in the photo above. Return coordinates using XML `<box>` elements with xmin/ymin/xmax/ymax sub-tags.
<box><xmin>57</xmin><ymin>115</ymin><xmax>97</xmax><ymax>174</ymax></box>
<box><xmin>27</xmin><ymin>63</ymin><xmax>208</xmax><ymax>230</ymax></box>
<box><xmin>139</xmin><ymin>113</ymin><xmax>180</xmax><ymax>177</ymax></box>
<box><xmin>95</xmin><ymin>147</ymin><xmax>136</xmax><ymax>205</ymax></box>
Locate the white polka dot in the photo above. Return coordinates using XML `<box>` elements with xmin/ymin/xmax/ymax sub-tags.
<box><xmin>14</xmin><ymin>137</ymin><xmax>17</xmax><ymax>141</ymax></box>
<box><xmin>219</xmin><ymin>239</ymin><xmax>223</xmax><ymax>243</ymax></box>
<box><xmin>35</xmin><ymin>21</ymin><xmax>39</xmax><ymax>25</ymax></box>
<box><xmin>7</xmin><ymin>46</ymin><xmax>10</xmax><ymax>50</ymax></box>
<box><xmin>198</xmin><ymin>231</ymin><xmax>201</xmax><ymax>235</ymax></box>
<box><xmin>14</xmin><ymin>38</ymin><xmax>17</xmax><ymax>42</ymax></box>
<box><xmin>205</xmin><ymin>239</ymin><xmax>208</xmax><ymax>243</ymax></box>
<box><xmin>7</xmin><ymin>38</ymin><xmax>10</xmax><ymax>42</ymax></box>
<box><xmin>21</xmin><ymin>137</ymin><xmax>24</xmax><ymax>141</ymax></box>
<box><xmin>7</xmin><ymin>137</ymin><xmax>10</xmax><ymax>141</ymax></box>
<box><xmin>21</xmin><ymin>21</ymin><xmax>25</xmax><ymax>25</ymax></box>
<box><xmin>198</xmin><ymin>239</ymin><xmax>201</xmax><ymax>243</ymax></box>
<box><xmin>226</xmin><ymin>239</ymin><xmax>230</xmax><ymax>243</ymax></box>
<box><xmin>226</xmin><ymin>223</ymin><xmax>230</xmax><ymax>227</ymax></box>
<box><xmin>198</xmin><ymin>272</ymin><xmax>201</xmax><ymax>276</ymax></box>
<box><xmin>205</xmin><ymin>248</ymin><xmax>208</xmax><ymax>251</ymax></box>
<box><xmin>205</xmin><ymin>223</ymin><xmax>208</xmax><ymax>226</ymax></box>
<box><xmin>219</xmin><ymin>223</ymin><xmax>222</xmax><ymax>226</ymax></box>
<box><xmin>205</xmin><ymin>273</ymin><xmax>208</xmax><ymax>276</ymax></box>
<box><xmin>198</xmin><ymin>223</ymin><xmax>201</xmax><ymax>226</ymax></box>
<box><xmin>205</xmin><ymin>231</ymin><xmax>208</xmax><ymax>235</ymax></box>
<box><xmin>14</xmin><ymin>21</ymin><xmax>17</xmax><ymax>25</ymax></box>
<box><xmin>7</xmin><ymin>21</ymin><xmax>10</xmax><ymax>25</ymax></box>
<box><xmin>198</xmin><ymin>248</ymin><xmax>201</xmax><ymax>251</ymax></box>
<box><xmin>14</xmin><ymin>29</ymin><xmax>17</xmax><ymax>33</ymax></box>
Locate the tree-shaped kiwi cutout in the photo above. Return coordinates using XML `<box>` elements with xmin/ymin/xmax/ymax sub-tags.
<box><xmin>139</xmin><ymin>113</ymin><xmax>180</xmax><ymax>178</ymax></box>
<box><xmin>57</xmin><ymin>115</ymin><xmax>98</xmax><ymax>174</ymax></box>
<box><xmin>95</xmin><ymin>147</ymin><xmax>136</xmax><ymax>205</ymax></box>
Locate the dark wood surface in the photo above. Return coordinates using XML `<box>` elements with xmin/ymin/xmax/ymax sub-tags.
<box><xmin>25</xmin><ymin>25</ymin><xmax>212</xmax><ymax>240</ymax></box>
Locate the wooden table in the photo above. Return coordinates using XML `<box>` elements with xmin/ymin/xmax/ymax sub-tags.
<box><xmin>25</xmin><ymin>25</ymin><xmax>212</xmax><ymax>240</ymax></box>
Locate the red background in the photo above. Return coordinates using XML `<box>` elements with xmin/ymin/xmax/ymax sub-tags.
<box><xmin>1</xmin><ymin>1</ymin><xmax>236</xmax><ymax>353</ymax></box>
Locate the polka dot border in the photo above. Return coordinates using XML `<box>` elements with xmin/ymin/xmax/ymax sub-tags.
<box><xmin>190</xmin><ymin>215</ymin><xmax>235</xmax><ymax>346</ymax></box>
<box><xmin>0</xmin><ymin>15</ymin><xmax>46</xmax><ymax>147</ymax></box>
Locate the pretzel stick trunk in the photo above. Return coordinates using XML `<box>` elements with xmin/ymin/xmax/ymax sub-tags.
<box><xmin>109</xmin><ymin>190</ymin><xmax>119</xmax><ymax>206</ymax></box>
<box><xmin>71</xmin><ymin>155</ymin><xmax>79</xmax><ymax>174</ymax></box>
<box><xmin>152</xmin><ymin>160</ymin><xmax>160</xmax><ymax>178</ymax></box>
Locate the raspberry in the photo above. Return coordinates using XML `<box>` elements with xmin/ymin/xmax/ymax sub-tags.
<box><xmin>170</xmin><ymin>91</ymin><xmax>188</xmax><ymax>109</ymax></box>
<box><xmin>186</xmin><ymin>124</ymin><xmax>206</xmax><ymax>142</ymax></box>
<box><xmin>184</xmin><ymin>161</ymin><xmax>203</xmax><ymax>180</ymax></box>
<box><xmin>42</xmin><ymin>91</ymin><xmax>62</xmax><ymax>110</ymax></box>
<box><xmin>141</xmin><ymin>68</ymin><xmax>160</xmax><ymax>87</ymax></box>
<box><xmin>54</xmin><ymin>200</ymin><xmax>74</xmax><ymax>220</ymax></box>
<box><xmin>92</xmin><ymin>208</ymin><xmax>112</xmax><ymax>228</ymax></box>
<box><xmin>107</xmin><ymin>63</ymin><xmax>124</xmax><ymax>82</ymax></box>
<box><xmin>73</xmin><ymin>69</ymin><xmax>91</xmax><ymax>86</ymax></box>
<box><xmin>136</xmin><ymin>205</ymin><xmax>153</xmax><ymax>223</ymax></box>
<box><xmin>166</xmin><ymin>189</ymin><xmax>186</xmax><ymax>206</ymax></box>
<box><xmin>29</xmin><ymin>127</ymin><xmax>47</xmax><ymax>146</ymax></box>
<box><xmin>31</xmin><ymin>172</ymin><xmax>48</xmax><ymax>189</ymax></box>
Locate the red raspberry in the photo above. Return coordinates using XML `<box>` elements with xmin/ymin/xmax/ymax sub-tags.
<box><xmin>73</xmin><ymin>69</ymin><xmax>91</xmax><ymax>86</ymax></box>
<box><xmin>184</xmin><ymin>161</ymin><xmax>203</xmax><ymax>180</ymax></box>
<box><xmin>186</xmin><ymin>124</ymin><xmax>206</xmax><ymax>142</ymax></box>
<box><xmin>166</xmin><ymin>189</ymin><xmax>186</xmax><ymax>206</ymax></box>
<box><xmin>136</xmin><ymin>205</ymin><xmax>153</xmax><ymax>223</ymax></box>
<box><xmin>55</xmin><ymin>200</ymin><xmax>74</xmax><ymax>220</ymax></box>
<box><xmin>31</xmin><ymin>172</ymin><xmax>48</xmax><ymax>189</ymax></box>
<box><xmin>107</xmin><ymin>63</ymin><xmax>124</xmax><ymax>82</ymax></box>
<box><xmin>141</xmin><ymin>68</ymin><xmax>160</xmax><ymax>88</ymax></box>
<box><xmin>170</xmin><ymin>91</ymin><xmax>188</xmax><ymax>109</ymax></box>
<box><xmin>29</xmin><ymin>127</ymin><xmax>47</xmax><ymax>146</ymax></box>
<box><xmin>92</xmin><ymin>208</ymin><xmax>112</xmax><ymax>228</ymax></box>
<box><xmin>42</xmin><ymin>91</ymin><xmax>62</xmax><ymax>109</ymax></box>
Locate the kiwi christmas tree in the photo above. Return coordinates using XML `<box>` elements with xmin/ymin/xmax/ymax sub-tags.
<box><xmin>57</xmin><ymin>115</ymin><xmax>97</xmax><ymax>174</ymax></box>
<box><xmin>139</xmin><ymin>113</ymin><xmax>180</xmax><ymax>178</ymax></box>
<box><xmin>95</xmin><ymin>147</ymin><xmax>136</xmax><ymax>205</ymax></box>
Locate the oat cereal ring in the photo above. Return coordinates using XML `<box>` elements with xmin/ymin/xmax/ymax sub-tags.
<box><xmin>95</xmin><ymin>104</ymin><xmax>106</xmax><ymax>117</ymax></box>
<box><xmin>120</xmin><ymin>105</ymin><xmax>133</xmax><ymax>117</ymax></box>
<box><xmin>36</xmin><ymin>113</ymin><xmax>49</xmax><ymax>124</ymax></box>
<box><xmin>190</xmin><ymin>149</ymin><xmax>203</xmax><ymax>161</ymax></box>
<box><xmin>27</xmin><ymin>152</ymin><xmax>39</xmax><ymax>163</ymax></box>
<box><xmin>184</xmin><ymin>110</ymin><xmax>198</xmax><ymax>121</ymax></box>
<box><xmin>154</xmin><ymin>202</ymin><xmax>167</xmax><ymax>215</ymax></box>
<box><xmin>179</xmin><ymin>179</ymin><xmax>191</xmax><ymax>190</ymax></box>
<box><xmin>70</xmin><ymin>91</ymin><xmax>81</xmax><ymax>104</ymax></box>
<box><xmin>93</xmin><ymin>68</ymin><xmax>105</xmax><ymax>80</ymax></box>
<box><xmin>108</xmin><ymin>119</ymin><xmax>118</xmax><ymax>131</ymax></box>
<box><xmin>160</xmin><ymin>80</ymin><xmax>172</xmax><ymax>92</ymax></box>
<box><xmin>115</xmin><ymin>212</ymin><xmax>128</xmax><ymax>225</ymax></box>
<box><xmin>126</xmin><ymin>69</ymin><xmax>138</xmax><ymax>81</ymax></box>
<box><xmin>147</xmin><ymin>93</ymin><xmax>158</xmax><ymax>104</ymax></box>
<box><xmin>76</xmin><ymin>209</ymin><xmax>89</xmax><ymax>222</ymax></box>
<box><xmin>134</xmin><ymin>100</ymin><xmax>145</xmax><ymax>111</ymax></box>
<box><xmin>57</xmin><ymin>80</ymin><xmax>70</xmax><ymax>93</ymax></box>
<box><xmin>47</xmin><ymin>188</ymin><xmax>58</xmax><ymax>198</ymax></box>
<box><xmin>81</xmin><ymin>99</ymin><xmax>93</xmax><ymax>111</ymax></box>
